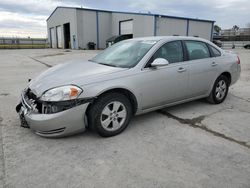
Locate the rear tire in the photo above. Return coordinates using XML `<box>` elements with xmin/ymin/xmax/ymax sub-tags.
<box><xmin>88</xmin><ymin>92</ymin><xmax>132</xmax><ymax>137</ymax></box>
<box><xmin>207</xmin><ymin>75</ymin><xmax>229</xmax><ymax>104</ymax></box>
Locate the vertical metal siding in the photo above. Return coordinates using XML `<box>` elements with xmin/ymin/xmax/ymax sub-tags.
<box><xmin>188</xmin><ymin>20</ymin><xmax>212</xmax><ymax>40</ymax></box>
<box><xmin>154</xmin><ymin>16</ymin><xmax>157</xmax><ymax>36</ymax></box>
<box><xmin>156</xmin><ymin>17</ymin><xmax>187</xmax><ymax>36</ymax></box>
<box><xmin>96</xmin><ymin>11</ymin><xmax>99</xmax><ymax>49</ymax></box>
<box><xmin>112</xmin><ymin>13</ymin><xmax>154</xmax><ymax>37</ymax></box>
<box><xmin>210</xmin><ymin>22</ymin><xmax>214</xmax><ymax>41</ymax></box>
<box><xmin>98</xmin><ymin>12</ymin><xmax>112</xmax><ymax>49</ymax></box>
<box><xmin>48</xmin><ymin>8</ymin><xmax>214</xmax><ymax>49</ymax></box>
<box><xmin>77</xmin><ymin>10</ymin><xmax>97</xmax><ymax>49</ymax></box>
<box><xmin>47</xmin><ymin>7</ymin><xmax>77</xmax><ymax>49</ymax></box>
<box><xmin>186</xmin><ymin>20</ymin><xmax>189</xmax><ymax>36</ymax></box>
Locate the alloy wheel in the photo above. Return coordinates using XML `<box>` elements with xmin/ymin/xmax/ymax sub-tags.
<box><xmin>215</xmin><ymin>80</ymin><xmax>227</xmax><ymax>100</ymax></box>
<box><xmin>100</xmin><ymin>101</ymin><xmax>127</xmax><ymax>131</ymax></box>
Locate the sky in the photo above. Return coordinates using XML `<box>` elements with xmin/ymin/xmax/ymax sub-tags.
<box><xmin>0</xmin><ymin>0</ymin><xmax>249</xmax><ymax>38</ymax></box>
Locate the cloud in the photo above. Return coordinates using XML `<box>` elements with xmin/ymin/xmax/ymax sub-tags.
<box><xmin>0</xmin><ymin>11</ymin><xmax>47</xmax><ymax>37</ymax></box>
<box><xmin>0</xmin><ymin>0</ymin><xmax>80</xmax><ymax>14</ymax></box>
<box><xmin>0</xmin><ymin>0</ymin><xmax>250</xmax><ymax>38</ymax></box>
<box><xmin>0</xmin><ymin>0</ymin><xmax>82</xmax><ymax>37</ymax></box>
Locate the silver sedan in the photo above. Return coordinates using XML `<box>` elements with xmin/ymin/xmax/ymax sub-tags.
<box><xmin>16</xmin><ymin>36</ymin><xmax>241</xmax><ymax>137</ymax></box>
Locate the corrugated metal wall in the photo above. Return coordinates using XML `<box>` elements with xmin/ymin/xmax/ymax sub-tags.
<box><xmin>156</xmin><ymin>17</ymin><xmax>212</xmax><ymax>40</ymax></box>
<box><xmin>111</xmin><ymin>13</ymin><xmax>154</xmax><ymax>37</ymax></box>
<box><xmin>47</xmin><ymin>7</ymin><xmax>78</xmax><ymax>49</ymax></box>
<box><xmin>156</xmin><ymin>17</ymin><xmax>187</xmax><ymax>36</ymax></box>
<box><xmin>77</xmin><ymin>10</ymin><xmax>97</xmax><ymax>49</ymax></box>
<box><xmin>97</xmin><ymin>12</ymin><xmax>112</xmax><ymax>49</ymax></box>
<box><xmin>47</xmin><ymin>8</ymin><xmax>214</xmax><ymax>49</ymax></box>
<box><xmin>188</xmin><ymin>20</ymin><xmax>212</xmax><ymax>40</ymax></box>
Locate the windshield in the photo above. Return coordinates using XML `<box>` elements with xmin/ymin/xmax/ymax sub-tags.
<box><xmin>91</xmin><ymin>40</ymin><xmax>158</xmax><ymax>68</ymax></box>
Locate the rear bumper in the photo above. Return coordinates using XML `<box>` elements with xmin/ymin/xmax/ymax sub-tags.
<box><xmin>17</xmin><ymin>93</ymin><xmax>90</xmax><ymax>137</ymax></box>
<box><xmin>231</xmin><ymin>64</ymin><xmax>241</xmax><ymax>85</ymax></box>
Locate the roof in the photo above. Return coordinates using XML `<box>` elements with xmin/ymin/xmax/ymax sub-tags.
<box><xmin>47</xmin><ymin>6</ymin><xmax>215</xmax><ymax>23</ymax></box>
<box><xmin>129</xmin><ymin>36</ymin><xmax>212</xmax><ymax>42</ymax></box>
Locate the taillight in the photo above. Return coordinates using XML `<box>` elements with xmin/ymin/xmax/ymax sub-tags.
<box><xmin>237</xmin><ymin>56</ymin><xmax>240</xmax><ymax>64</ymax></box>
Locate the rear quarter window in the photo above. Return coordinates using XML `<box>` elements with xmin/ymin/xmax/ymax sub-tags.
<box><xmin>209</xmin><ymin>45</ymin><xmax>221</xmax><ymax>57</ymax></box>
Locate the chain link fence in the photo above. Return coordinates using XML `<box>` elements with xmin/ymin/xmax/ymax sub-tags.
<box><xmin>0</xmin><ymin>38</ymin><xmax>48</xmax><ymax>49</ymax></box>
<box><xmin>221</xmin><ymin>41</ymin><xmax>250</xmax><ymax>49</ymax></box>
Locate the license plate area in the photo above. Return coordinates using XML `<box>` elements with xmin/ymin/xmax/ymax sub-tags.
<box><xmin>19</xmin><ymin>106</ymin><xmax>30</xmax><ymax>128</ymax></box>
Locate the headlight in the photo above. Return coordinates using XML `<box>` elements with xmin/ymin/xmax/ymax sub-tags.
<box><xmin>40</xmin><ymin>85</ymin><xmax>83</xmax><ymax>102</ymax></box>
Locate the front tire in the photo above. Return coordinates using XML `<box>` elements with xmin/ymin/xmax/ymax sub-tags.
<box><xmin>88</xmin><ymin>92</ymin><xmax>132</xmax><ymax>137</ymax></box>
<box><xmin>207</xmin><ymin>75</ymin><xmax>229</xmax><ymax>104</ymax></box>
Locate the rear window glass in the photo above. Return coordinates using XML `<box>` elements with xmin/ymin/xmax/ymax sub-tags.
<box><xmin>185</xmin><ymin>41</ymin><xmax>210</xmax><ymax>60</ymax></box>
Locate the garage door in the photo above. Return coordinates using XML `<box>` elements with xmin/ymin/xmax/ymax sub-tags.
<box><xmin>56</xmin><ymin>26</ymin><xmax>62</xmax><ymax>48</ymax></box>
<box><xmin>50</xmin><ymin>28</ymin><xmax>56</xmax><ymax>48</ymax></box>
<box><xmin>120</xmin><ymin>20</ymin><xmax>133</xmax><ymax>35</ymax></box>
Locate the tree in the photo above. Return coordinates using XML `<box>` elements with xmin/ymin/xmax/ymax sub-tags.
<box><xmin>214</xmin><ymin>25</ymin><xmax>221</xmax><ymax>33</ymax></box>
<box><xmin>232</xmin><ymin>25</ymin><xmax>239</xmax><ymax>31</ymax></box>
<box><xmin>232</xmin><ymin>25</ymin><xmax>240</xmax><ymax>36</ymax></box>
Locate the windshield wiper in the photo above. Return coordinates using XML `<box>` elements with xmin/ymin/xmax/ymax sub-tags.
<box><xmin>98</xmin><ymin>62</ymin><xmax>118</xmax><ymax>67</ymax></box>
<box><xmin>89</xmin><ymin>59</ymin><xmax>121</xmax><ymax>68</ymax></box>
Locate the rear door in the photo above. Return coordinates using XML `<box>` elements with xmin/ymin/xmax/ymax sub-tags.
<box><xmin>184</xmin><ymin>40</ymin><xmax>219</xmax><ymax>97</ymax></box>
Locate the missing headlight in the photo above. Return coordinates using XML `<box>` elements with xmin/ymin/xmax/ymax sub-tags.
<box><xmin>24</xmin><ymin>88</ymin><xmax>93</xmax><ymax>114</ymax></box>
<box><xmin>41</xmin><ymin>98</ymin><xmax>93</xmax><ymax>114</ymax></box>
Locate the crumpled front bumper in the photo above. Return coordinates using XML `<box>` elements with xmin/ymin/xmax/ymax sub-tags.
<box><xmin>16</xmin><ymin>91</ymin><xmax>90</xmax><ymax>137</ymax></box>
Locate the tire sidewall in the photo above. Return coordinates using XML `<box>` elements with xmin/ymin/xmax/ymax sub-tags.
<box><xmin>211</xmin><ymin>75</ymin><xmax>229</xmax><ymax>104</ymax></box>
<box><xmin>90</xmin><ymin>93</ymin><xmax>132</xmax><ymax>137</ymax></box>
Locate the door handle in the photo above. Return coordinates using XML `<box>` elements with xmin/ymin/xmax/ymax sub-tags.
<box><xmin>177</xmin><ymin>67</ymin><xmax>186</xmax><ymax>73</ymax></box>
<box><xmin>211</xmin><ymin>62</ymin><xmax>218</xmax><ymax>67</ymax></box>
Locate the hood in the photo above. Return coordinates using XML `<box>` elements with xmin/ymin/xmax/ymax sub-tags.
<box><xmin>29</xmin><ymin>59</ymin><xmax>126</xmax><ymax>96</ymax></box>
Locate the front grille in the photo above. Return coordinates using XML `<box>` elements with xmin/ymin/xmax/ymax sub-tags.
<box><xmin>23</xmin><ymin>88</ymin><xmax>42</xmax><ymax>113</ymax></box>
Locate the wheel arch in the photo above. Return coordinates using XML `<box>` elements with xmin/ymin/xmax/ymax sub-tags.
<box><xmin>220</xmin><ymin>71</ymin><xmax>231</xmax><ymax>85</ymax></box>
<box><xmin>208</xmin><ymin>71</ymin><xmax>232</xmax><ymax>97</ymax></box>
<box><xmin>86</xmin><ymin>87</ymin><xmax>138</xmax><ymax>116</ymax></box>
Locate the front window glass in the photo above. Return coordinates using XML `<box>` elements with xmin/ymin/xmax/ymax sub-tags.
<box><xmin>185</xmin><ymin>41</ymin><xmax>210</xmax><ymax>60</ymax></box>
<box><xmin>91</xmin><ymin>40</ymin><xmax>157</xmax><ymax>68</ymax></box>
<box><xmin>152</xmin><ymin>41</ymin><xmax>184</xmax><ymax>64</ymax></box>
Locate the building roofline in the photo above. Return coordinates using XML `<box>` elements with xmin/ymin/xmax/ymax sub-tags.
<box><xmin>46</xmin><ymin>6</ymin><xmax>215</xmax><ymax>23</ymax></box>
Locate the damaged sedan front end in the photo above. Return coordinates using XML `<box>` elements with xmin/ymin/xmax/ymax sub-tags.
<box><xmin>15</xmin><ymin>54</ymin><xmax>129</xmax><ymax>138</ymax></box>
<box><xmin>16</xmin><ymin>86</ymin><xmax>92</xmax><ymax>137</ymax></box>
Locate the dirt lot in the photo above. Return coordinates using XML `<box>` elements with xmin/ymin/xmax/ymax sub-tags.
<box><xmin>0</xmin><ymin>49</ymin><xmax>250</xmax><ymax>188</ymax></box>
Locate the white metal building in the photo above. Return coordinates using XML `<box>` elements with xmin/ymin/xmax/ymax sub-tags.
<box><xmin>47</xmin><ymin>7</ymin><xmax>215</xmax><ymax>49</ymax></box>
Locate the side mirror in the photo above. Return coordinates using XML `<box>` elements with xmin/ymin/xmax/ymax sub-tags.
<box><xmin>151</xmin><ymin>58</ymin><xmax>169</xmax><ymax>67</ymax></box>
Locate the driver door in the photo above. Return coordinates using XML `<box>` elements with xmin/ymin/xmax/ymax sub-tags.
<box><xmin>137</xmin><ymin>40</ymin><xmax>189</xmax><ymax>110</ymax></box>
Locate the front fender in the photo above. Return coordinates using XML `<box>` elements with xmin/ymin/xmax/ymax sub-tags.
<box><xmin>79</xmin><ymin>81</ymin><xmax>143</xmax><ymax>114</ymax></box>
